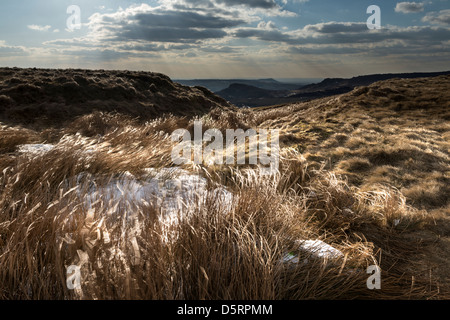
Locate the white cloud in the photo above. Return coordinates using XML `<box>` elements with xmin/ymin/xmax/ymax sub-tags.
<box><xmin>422</xmin><ymin>9</ymin><xmax>450</xmax><ymax>25</ymax></box>
<box><xmin>0</xmin><ymin>40</ymin><xmax>28</xmax><ymax>57</ymax></box>
<box><xmin>257</xmin><ymin>20</ymin><xmax>277</xmax><ymax>30</ymax></box>
<box><xmin>27</xmin><ymin>24</ymin><xmax>52</xmax><ymax>31</ymax></box>
<box><xmin>395</xmin><ymin>2</ymin><xmax>425</xmax><ymax>14</ymax></box>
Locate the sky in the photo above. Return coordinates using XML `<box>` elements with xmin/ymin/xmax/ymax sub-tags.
<box><xmin>0</xmin><ymin>0</ymin><xmax>449</xmax><ymax>79</ymax></box>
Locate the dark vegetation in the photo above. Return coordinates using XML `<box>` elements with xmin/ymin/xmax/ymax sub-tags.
<box><xmin>0</xmin><ymin>67</ymin><xmax>234</xmax><ymax>128</ymax></box>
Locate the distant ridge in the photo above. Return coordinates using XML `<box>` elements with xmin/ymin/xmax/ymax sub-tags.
<box><xmin>174</xmin><ymin>78</ymin><xmax>303</xmax><ymax>92</ymax></box>
<box><xmin>296</xmin><ymin>71</ymin><xmax>450</xmax><ymax>94</ymax></box>
<box><xmin>211</xmin><ymin>71</ymin><xmax>450</xmax><ymax>107</ymax></box>
<box><xmin>216</xmin><ymin>83</ymin><xmax>277</xmax><ymax>100</ymax></box>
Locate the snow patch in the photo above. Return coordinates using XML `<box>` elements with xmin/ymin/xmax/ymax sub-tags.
<box><xmin>282</xmin><ymin>240</ymin><xmax>344</xmax><ymax>265</ymax></box>
<box><xmin>77</xmin><ymin>167</ymin><xmax>234</xmax><ymax>222</ymax></box>
<box><xmin>18</xmin><ymin>144</ymin><xmax>54</xmax><ymax>155</ymax></box>
<box><xmin>298</xmin><ymin>240</ymin><xmax>344</xmax><ymax>260</ymax></box>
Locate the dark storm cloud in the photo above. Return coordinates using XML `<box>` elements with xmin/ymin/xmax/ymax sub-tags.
<box><xmin>233</xmin><ymin>28</ymin><xmax>296</xmax><ymax>43</ymax></box>
<box><xmin>116</xmin><ymin>26</ymin><xmax>228</xmax><ymax>43</ymax></box>
<box><xmin>132</xmin><ymin>11</ymin><xmax>245</xmax><ymax>29</ymax></box>
<box><xmin>90</xmin><ymin>7</ymin><xmax>245</xmax><ymax>43</ymax></box>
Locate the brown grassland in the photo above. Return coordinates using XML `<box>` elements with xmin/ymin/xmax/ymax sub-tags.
<box><xmin>0</xmin><ymin>71</ymin><xmax>449</xmax><ymax>299</ymax></box>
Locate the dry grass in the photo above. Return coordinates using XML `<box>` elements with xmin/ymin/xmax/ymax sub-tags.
<box><xmin>222</xmin><ymin>74</ymin><xmax>450</xmax><ymax>290</ymax></box>
<box><xmin>0</xmin><ymin>125</ymin><xmax>40</xmax><ymax>153</ymax></box>
<box><xmin>0</xmin><ymin>108</ymin><xmax>447</xmax><ymax>300</ymax></box>
<box><xmin>253</xmin><ymin>76</ymin><xmax>450</xmax><ymax>212</ymax></box>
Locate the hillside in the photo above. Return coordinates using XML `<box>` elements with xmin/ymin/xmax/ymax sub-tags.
<box><xmin>257</xmin><ymin>75</ymin><xmax>450</xmax><ymax>210</ymax></box>
<box><xmin>0</xmin><ymin>67</ymin><xmax>234</xmax><ymax>127</ymax></box>
<box><xmin>253</xmin><ymin>75</ymin><xmax>450</xmax><ymax>284</ymax></box>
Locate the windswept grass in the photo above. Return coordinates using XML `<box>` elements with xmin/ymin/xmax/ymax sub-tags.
<box><xmin>0</xmin><ymin>108</ymin><xmax>447</xmax><ymax>300</ymax></box>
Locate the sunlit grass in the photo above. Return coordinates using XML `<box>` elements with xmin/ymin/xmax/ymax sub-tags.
<box><xmin>0</xmin><ymin>106</ymin><xmax>446</xmax><ymax>299</ymax></box>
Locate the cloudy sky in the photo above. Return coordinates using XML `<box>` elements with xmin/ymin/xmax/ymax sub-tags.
<box><xmin>0</xmin><ymin>0</ymin><xmax>449</xmax><ymax>79</ymax></box>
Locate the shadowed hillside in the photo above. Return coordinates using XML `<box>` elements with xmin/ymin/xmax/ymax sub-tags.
<box><xmin>0</xmin><ymin>67</ymin><xmax>234</xmax><ymax>127</ymax></box>
<box><xmin>216</xmin><ymin>83</ymin><xmax>278</xmax><ymax>100</ymax></box>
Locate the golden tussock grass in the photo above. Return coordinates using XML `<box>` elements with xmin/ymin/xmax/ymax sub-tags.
<box><xmin>0</xmin><ymin>112</ymin><xmax>447</xmax><ymax>300</ymax></box>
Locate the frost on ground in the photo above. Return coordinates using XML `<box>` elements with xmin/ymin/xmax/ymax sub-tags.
<box><xmin>18</xmin><ymin>143</ymin><xmax>54</xmax><ymax>155</ymax></box>
<box><xmin>282</xmin><ymin>240</ymin><xmax>344</xmax><ymax>265</ymax></box>
<box><xmin>78</xmin><ymin>167</ymin><xmax>235</xmax><ymax>221</ymax></box>
<box><xmin>298</xmin><ymin>240</ymin><xmax>344</xmax><ymax>259</ymax></box>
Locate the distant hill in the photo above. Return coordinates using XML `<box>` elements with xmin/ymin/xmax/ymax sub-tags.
<box><xmin>216</xmin><ymin>83</ymin><xmax>278</xmax><ymax>100</ymax></box>
<box><xmin>212</xmin><ymin>71</ymin><xmax>450</xmax><ymax>107</ymax></box>
<box><xmin>0</xmin><ymin>67</ymin><xmax>234</xmax><ymax>127</ymax></box>
<box><xmin>294</xmin><ymin>71</ymin><xmax>450</xmax><ymax>95</ymax></box>
<box><xmin>174</xmin><ymin>78</ymin><xmax>304</xmax><ymax>92</ymax></box>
